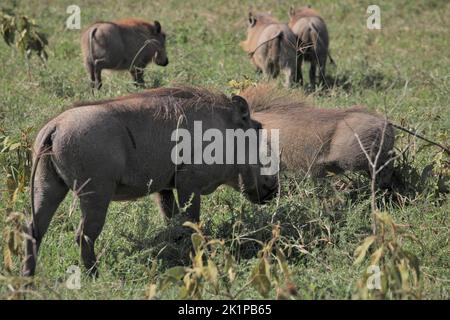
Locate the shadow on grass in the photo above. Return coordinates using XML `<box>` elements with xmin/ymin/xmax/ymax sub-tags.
<box><xmin>119</xmin><ymin>179</ymin><xmax>359</xmax><ymax>268</ymax></box>
<box><xmin>117</xmin><ymin>156</ymin><xmax>447</xmax><ymax>270</ymax></box>
<box><xmin>300</xmin><ymin>69</ymin><xmax>398</xmax><ymax>94</ymax></box>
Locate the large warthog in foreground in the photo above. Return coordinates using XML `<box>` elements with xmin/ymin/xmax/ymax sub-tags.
<box><xmin>288</xmin><ymin>6</ymin><xmax>332</xmax><ymax>89</ymax></box>
<box><xmin>81</xmin><ymin>19</ymin><xmax>168</xmax><ymax>89</ymax></box>
<box><xmin>23</xmin><ymin>87</ymin><xmax>278</xmax><ymax>277</ymax></box>
<box><xmin>240</xmin><ymin>12</ymin><xmax>298</xmax><ymax>87</ymax></box>
<box><xmin>241</xmin><ymin>85</ymin><xmax>395</xmax><ymax>186</ymax></box>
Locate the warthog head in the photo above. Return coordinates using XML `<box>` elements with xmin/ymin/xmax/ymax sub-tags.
<box><xmin>226</xmin><ymin>95</ymin><xmax>278</xmax><ymax>204</ymax></box>
<box><xmin>247</xmin><ymin>11</ymin><xmax>277</xmax><ymax>29</ymax></box>
<box><xmin>237</xmin><ymin>163</ymin><xmax>279</xmax><ymax>204</ymax></box>
<box><xmin>152</xmin><ymin>20</ymin><xmax>169</xmax><ymax>66</ymax></box>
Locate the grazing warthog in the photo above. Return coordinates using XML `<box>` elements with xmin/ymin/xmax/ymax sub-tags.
<box><xmin>241</xmin><ymin>85</ymin><xmax>395</xmax><ymax>186</ymax></box>
<box><xmin>23</xmin><ymin>87</ymin><xmax>278</xmax><ymax>277</ymax></box>
<box><xmin>288</xmin><ymin>6</ymin><xmax>332</xmax><ymax>89</ymax></box>
<box><xmin>240</xmin><ymin>12</ymin><xmax>297</xmax><ymax>87</ymax></box>
<box><xmin>81</xmin><ymin>19</ymin><xmax>168</xmax><ymax>90</ymax></box>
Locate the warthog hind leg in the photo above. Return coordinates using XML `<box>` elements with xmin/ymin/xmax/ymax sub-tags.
<box><xmin>76</xmin><ymin>187</ymin><xmax>112</xmax><ymax>277</ymax></box>
<box><xmin>22</xmin><ymin>157</ymin><xmax>68</xmax><ymax>277</ymax></box>
<box><xmin>88</xmin><ymin>58</ymin><xmax>106</xmax><ymax>90</ymax></box>
<box><xmin>155</xmin><ymin>189</ymin><xmax>179</xmax><ymax>221</ymax></box>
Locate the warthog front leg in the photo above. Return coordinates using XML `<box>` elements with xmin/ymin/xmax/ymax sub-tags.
<box><xmin>370</xmin><ymin>159</ymin><xmax>395</xmax><ymax>190</ymax></box>
<box><xmin>319</xmin><ymin>57</ymin><xmax>327</xmax><ymax>87</ymax></box>
<box><xmin>283</xmin><ymin>67</ymin><xmax>294</xmax><ymax>88</ymax></box>
<box><xmin>309</xmin><ymin>61</ymin><xmax>317</xmax><ymax>90</ymax></box>
<box><xmin>130</xmin><ymin>67</ymin><xmax>145</xmax><ymax>87</ymax></box>
<box><xmin>155</xmin><ymin>189</ymin><xmax>179</xmax><ymax>221</ymax></box>
<box><xmin>296</xmin><ymin>55</ymin><xmax>304</xmax><ymax>86</ymax></box>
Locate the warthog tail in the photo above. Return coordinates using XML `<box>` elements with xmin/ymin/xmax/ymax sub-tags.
<box><xmin>88</xmin><ymin>27</ymin><xmax>98</xmax><ymax>65</ymax></box>
<box><xmin>29</xmin><ymin>124</ymin><xmax>57</xmax><ymax>233</ymax></box>
<box><xmin>267</xmin><ymin>31</ymin><xmax>283</xmax><ymax>76</ymax></box>
<box><xmin>308</xmin><ymin>19</ymin><xmax>326</xmax><ymax>53</ymax></box>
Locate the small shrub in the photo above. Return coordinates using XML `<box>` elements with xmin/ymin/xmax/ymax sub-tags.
<box><xmin>0</xmin><ymin>10</ymin><xmax>48</xmax><ymax>62</ymax></box>
<box><xmin>353</xmin><ymin>212</ymin><xmax>422</xmax><ymax>299</ymax></box>
<box><xmin>150</xmin><ymin>222</ymin><xmax>297</xmax><ymax>299</ymax></box>
<box><xmin>0</xmin><ymin>127</ymin><xmax>33</xmax><ymax>207</ymax></box>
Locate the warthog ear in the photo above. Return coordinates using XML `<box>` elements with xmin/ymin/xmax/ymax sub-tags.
<box><xmin>248</xmin><ymin>12</ymin><xmax>256</xmax><ymax>27</ymax></box>
<box><xmin>232</xmin><ymin>95</ymin><xmax>250</xmax><ymax>121</ymax></box>
<box><xmin>252</xmin><ymin>120</ymin><xmax>262</xmax><ymax>130</ymax></box>
<box><xmin>289</xmin><ymin>6</ymin><xmax>295</xmax><ymax>17</ymax></box>
<box><xmin>154</xmin><ymin>20</ymin><xmax>161</xmax><ymax>33</ymax></box>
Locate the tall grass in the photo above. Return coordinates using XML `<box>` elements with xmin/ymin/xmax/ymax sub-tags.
<box><xmin>0</xmin><ymin>0</ymin><xmax>449</xmax><ymax>299</ymax></box>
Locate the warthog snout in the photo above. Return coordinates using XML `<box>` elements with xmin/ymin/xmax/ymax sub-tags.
<box><xmin>249</xmin><ymin>176</ymin><xmax>279</xmax><ymax>204</ymax></box>
<box><xmin>237</xmin><ymin>171</ymin><xmax>279</xmax><ymax>205</ymax></box>
<box><xmin>159</xmin><ymin>57</ymin><xmax>169</xmax><ymax>66</ymax></box>
<box><xmin>154</xmin><ymin>50</ymin><xmax>169</xmax><ymax>66</ymax></box>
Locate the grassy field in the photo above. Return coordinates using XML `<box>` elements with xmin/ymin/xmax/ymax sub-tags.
<box><xmin>0</xmin><ymin>0</ymin><xmax>449</xmax><ymax>299</ymax></box>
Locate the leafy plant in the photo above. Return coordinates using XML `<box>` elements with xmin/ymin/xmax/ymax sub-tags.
<box><xmin>249</xmin><ymin>223</ymin><xmax>298</xmax><ymax>299</ymax></box>
<box><xmin>353</xmin><ymin>212</ymin><xmax>422</xmax><ymax>299</ymax></box>
<box><xmin>0</xmin><ymin>127</ymin><xmax>33</xmax><ymax>206</ymax></box>
<box><xmin>150</xmin><ymin>222</ymin><xmax>297</xmax><ymax>299</ymax></box>
<box><xmin>2</xmin><ymin>211</ymin><xmax>25</xmax><ymax>273</ymax></box>
<box><xmin>228</xmin><ymin>77</ymin><xmax>256</xmax><ymax>95</ymax></box>
<box><xmin>0</xmin><ymin>10</ymin><xmax>48</xmax><ymax>62</ymax></box>
<box><xmin>0</xmin><ymin>128</ymin><xmax>32</xmax><ymax>279</ymax></box>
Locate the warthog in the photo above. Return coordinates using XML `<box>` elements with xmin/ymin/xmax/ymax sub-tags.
<box><xmin>241</xmin><ymin>85</ymin><xmax>395</xmax><ymax>186</ymax></box>
<box><xmin>23</xmin><ymin>87</ymin><xmax>278</xmax><ymax>277</ymax></box>
<box><xmin>288</xmin><ymin>6</ymin><xmax>332</xmax><ymax>89</ymax></box>
<box><xmin>240</xmin><ymin>12</ymin><xmax>297</xmax><ymax>87</ymax></box>
<box><xmin>81</xmin><ymin>19</ymin><xmax>168</xmax><ymax>90</ymax></box>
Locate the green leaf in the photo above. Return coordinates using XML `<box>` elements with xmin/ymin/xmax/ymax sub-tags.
<box><xmin>183</xmin><ymin>221</ymin><xmax>202</xmax><ymax>234</ymax></box>
<box><xmin>206</xmin><ymin>259</ymin><xmax>219</xmax><ymax>290</ymax></box>
<box><xmin>164</xmin><ymin>266</ymin><xmax>186</xmax><ymax>281</ymax></box>
<box><xmin>354</xmin><ymin>235</ymin><xmax>376</xmax><ymax>265</ymax></box>
<box><xmin>276</xmin><ymin>248</ymin><xmax>290</xmax><ymax>278</ymax></box>
<box><xmin>370</xmin><ymin>246</ymin><xmax>384</xmax><ymax>266</ymax></box>
<box><xmin>8</xmin><ymin>142</ymin><xmax>21</xmax><ymax>151</ymax></box>
<box><xmin>402</xmin><ymin>250</ymin><xmax>421</xmax><ymax>279</ymax></box>
<box><xmin>251</xmin><ymin>258</ymin><xmax>271</xmax><ymax>298</ymax></box>
<box><xmin>224</xmin><ymin>252</ymin><xmax>236</xmax><ymax>283</ymax></box>
<box><xmin>192</xmin><ymin>250</ymin><xmax>204</xmax><ymax>269</ymax></box>
<box><xmin>3</xmin><ymin>246</ymin><xmax>13</xmax><ymax>272</ymax></box>
<box><xmin>191</xmin><ymin>233</ymin><xmax>203</xmax><ymax>254</ymax></box>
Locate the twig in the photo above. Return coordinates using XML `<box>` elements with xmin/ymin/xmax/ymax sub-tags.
<box><xmin>390</xmin><ymin>123</ymin><xmax>450</xmax><ymax>155</ymax></box>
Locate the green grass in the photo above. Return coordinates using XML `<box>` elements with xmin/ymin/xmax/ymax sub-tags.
<box><xmin>0</xmin><ymin>0</ymin><xmax>449</xmax><ymax>299</ymax></box>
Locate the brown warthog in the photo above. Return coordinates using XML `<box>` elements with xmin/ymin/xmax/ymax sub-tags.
<box><xmin>288</xmin><ymin>6</ymin><xmax>332</xmax><ymax>89</ymax></box>
<box><xmin>23</xmin><ymin>87</ymin><xmax>278</xmax><ymax>277</ymax></box>
<box><xmin>81</xmin><ymin>19</ymin><xmax>168</xmax><ymax>89</ymax></box>
<box><xmin>240</xmin><ymin>12</ymin><xmax>297</xmax><ymax>87</ymax></box>
<box><xmin>241</xmin><ymin>85</ymin><xmax>395</xmax><ymax>186</ymax></box>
